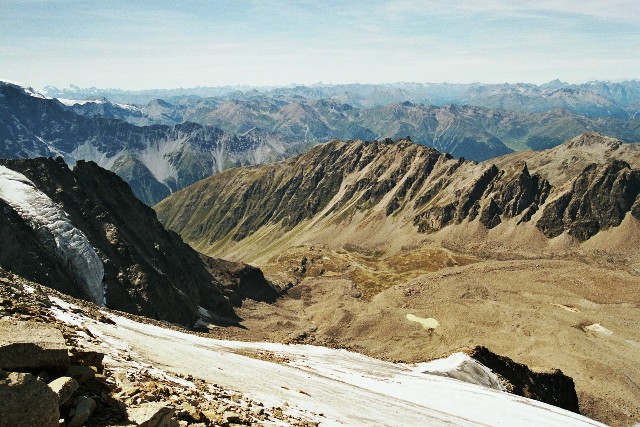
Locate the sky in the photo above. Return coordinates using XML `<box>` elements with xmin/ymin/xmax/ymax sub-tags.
<box><xmin>1</xmin><ymin>0</ymin><xmax>639</xmax><ymax>89</ymax></box>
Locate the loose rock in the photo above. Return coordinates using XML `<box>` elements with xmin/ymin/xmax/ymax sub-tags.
<box><xmin>65</xmin><ymin>364</ymin><xmax>96</xmax><ymax>384</ymax></box>
<box><xmin>67</xmin><ymin>396</ymin><xmax>96</xmax><ymax>427</ymax></box>
<box><xmin>0</xmin><ymin>370</ymin><xmax>60</xmax><ymax>427</ymax></box>
<box><xmin>127</xmin><ymin>401</ymin><xmax>177</xmax><ymax>427</ymax></box>
<box><xmin>48</xmin><ymin>376</ymin><xmax>79</xmax><ymax>405</ymax></box>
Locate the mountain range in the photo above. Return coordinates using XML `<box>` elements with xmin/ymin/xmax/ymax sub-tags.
<box><xmin>155</xmin><ymin>132</ymin><xmax>640</xmax><ymax>261</ymax></box>
<box><xmin>43</xmin><ymin>80</ymin><xmax>640</xmax><ymax>118</ymax></box>
<box><xmin>0</xmin><ymin>81</ymin><xmax>306</xmax><ymax>205</ymax></box>
<box><xmin>2</xmin><ymin>77</ymin><xmax>640</xmax><ymax>425</ymax></box>
<box><xmin>49</xmin><ymin>83</ymin><xmax>640</xmax><ymax>160</ymax></box>
<box><xmin>4</xmin><ymin>80</ymin><xmax>640</xmax><ymax>207</ymax></box>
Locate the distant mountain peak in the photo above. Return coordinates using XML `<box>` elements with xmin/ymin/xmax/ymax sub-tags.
<box><xmin>564</xmin><ymin>132</ymin><xmax>622</xmax><ymax>150</ymax></box>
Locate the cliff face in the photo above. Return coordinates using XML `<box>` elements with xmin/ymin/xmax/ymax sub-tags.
<box><xmin>537</xmin><ymin>160</ymin><xmax>640</xmax><ymax>240</ymax></box>
<box><xmin>156</xmin><ymin>133</ymin><xmax>640</xmax><ymax>259</ymax></box>
<box><xmin>0</xmin><ymin>157</ymin><xmax>278</xmax><ymax>326</ymax></box>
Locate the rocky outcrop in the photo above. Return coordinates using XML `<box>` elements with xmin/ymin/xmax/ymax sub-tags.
<box><xmin>537</xmin><ymin>160</ymin><xmax>640</xmax><ymax>240</ymax></box>
<box><xmin>468</xmin><ymin>346</ymin><xmax>580</xmax><ymax>414</ymax></box>
<box><xmin>200</xmin><ymin>256</ymin><xmax>281</xmax><ymax>306</ymax></box>
<box><xmin>0</xmin><ymin>158</ymin><xmax>243</xmax><ymax>325</ymax></box>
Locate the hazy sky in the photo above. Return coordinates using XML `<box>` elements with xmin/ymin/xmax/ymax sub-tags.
<box><xmin>1</xmin><ymin>0</ymin><xmax>638</xmax><ymax>89</ymax></box>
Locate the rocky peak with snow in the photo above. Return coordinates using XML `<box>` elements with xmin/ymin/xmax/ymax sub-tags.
<box><xmin>0</xmin><ymin>157</ymin><xmax>278</xmax><ymax>326</ymax></box>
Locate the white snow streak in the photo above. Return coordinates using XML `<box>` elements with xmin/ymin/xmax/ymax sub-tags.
<box><xmin>82</xmin><ymin>313</ymin><xmax>605</xmax><ymax>427</ymax></box>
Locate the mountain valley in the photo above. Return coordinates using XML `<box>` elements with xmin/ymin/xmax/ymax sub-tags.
<box><xmin>155</xmin><ymin>132</ymin><xmax>640</xmax><ymax>426</ymax></box>
<box><xmin>3</xmin><ymin>80</ymin><xmax>640</xmax><ymax>427</ymax></box>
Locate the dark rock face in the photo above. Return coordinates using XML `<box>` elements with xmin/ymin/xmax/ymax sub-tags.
<box><xmin>200</xmin><ymin>256</ymin><xmax>280</xmax><ymax>307</ymax></box>
<box><xmin>413</xmin><ymin>161</ymin><xmax>551</xmax><ymax>232</ymax></box>
<box><xmin>537</xmin><ymin>161</ymin><xmax>640</xmax><ymax>240</ymax></box>
<box><xmin>0</xmin><ymin>157</ymin><xmax>236</xmax><ymax>325</ymax></box>
<box><xmin>469</xmin><ymin>346</ymin><xmax>580</xmax><ymax>414</ymax></box>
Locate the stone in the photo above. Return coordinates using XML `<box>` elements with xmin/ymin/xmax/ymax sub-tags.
<box><xmin>223</xmin><ymin>411</ymin><xmax>242</xmax><ymax>423</ymax></box>
<box><xmin>0</xmin><ymin>320</ymin><xmax>70</xmax><ymax>371</ymax></box>
<box><xmin>48</xmin><ymin>376</ymin><xmax>79</xmax><ymax>405</ymax></box>
<box><xmin>127</xmin><ymin>401</ymin><xmax>177</xmax><ymax>427</ymax></box>
<box><xmin>65</xmin><ymin>364</ymin><xmax>96</xmax><ymax>384</ymax></box>
<box><xmin>0</xmin><ymin>370</ymin><xmax>60</xmax><ymax>427</ymax></box>
<box><xmin>67</xmin><ymin>396</ymin><xmax>96</xmax><ymax>427</ymax></box>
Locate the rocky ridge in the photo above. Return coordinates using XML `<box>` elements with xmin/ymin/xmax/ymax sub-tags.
<box><xmin>156</xmin><ymin>133</ymin><xmax>640</xmax><ymax>262</ymax></box>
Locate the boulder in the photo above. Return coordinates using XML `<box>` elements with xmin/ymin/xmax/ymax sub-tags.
<box><xmin>127</xmin><ymin>402</ymin><xmax>177</xmax><ymax>427</ymax></box>
<box><xmin>48</xmin><ymin>376</ymin><xmax>78</xmax><ymax>405</ymax></box>
<box><xmin>0</xmin><ymin>320</ymin><xmax>69</xmax><ymax>371</ymax></box>
<box><xmin>67</xmin><ymin>396</ymin><xmax>96</xmax><ymax>427</ymax></box>
<box><xmin>0</xmin><ymin>370</ymin><xmax>60</xmax><ymax>427</ymax></box>
<box><xmin>223</xmin><ymin>410</ymin><xmax>242</xmax><ymax>423</ymax></box>
<box><xmin>65</xmin><ymin>364</ymin><xmax>96</xmax><ymax>384</ymax></box>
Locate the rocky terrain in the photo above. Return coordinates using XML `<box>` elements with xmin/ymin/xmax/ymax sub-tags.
<box><xmin>156</xmin><ymin>132</ymin><xmax>640</xmax><ymax>425</ymax></box>
<box><xmin>0</xmin><ymin>272</ymin><xmax>320</xmax><ymax>427</ymax></box>
<box><xmin>156</xmin><ymin>132</ymin><xmax>640</xmax><ymax>262</ymax></box>
<box><xmin>0</xmin><ymin>272</ymin><xmax>606</xmax><ymax>426</ymax></box>
<box><xmin>0</xmin><ymin>157</ymin><xmax>278</xmax><ymax>326</ymax></box>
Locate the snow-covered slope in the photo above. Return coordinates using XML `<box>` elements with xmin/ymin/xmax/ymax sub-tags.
<box><xmin>0</xmin><ymin>165</ymin><xmax>104</xmax><ymax>304</ymax></box>
<box><xmin>54</xmin><ymin>305</ymin><xmax>606</xmax><ymax>427</ymax></box>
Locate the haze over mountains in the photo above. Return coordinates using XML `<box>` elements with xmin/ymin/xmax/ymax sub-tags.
<box><xmin>42</xmin><ymin>80</ymin><xmax>640</xmax><ymax>117</ymax></box>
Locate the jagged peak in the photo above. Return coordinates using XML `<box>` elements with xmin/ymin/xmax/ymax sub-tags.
<box><xmin>563</xmin><ymin>132</ymin><xmax>622</xmax><ymax>150</ymax></box>
<box><xmin>0</xmin><ymin>79</ymin><xmax>48</xmax><ymax>99</ymax></box>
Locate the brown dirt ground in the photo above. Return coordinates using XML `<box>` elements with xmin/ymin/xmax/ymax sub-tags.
<box><xmin>208</xmin><ymin>248</ymin><xmax>640</xmax><ymax>427</ymax></box>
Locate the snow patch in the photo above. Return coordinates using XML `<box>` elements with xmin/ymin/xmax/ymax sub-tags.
<box><xmin>78</xmin><ymin>313</ymin><xmax>606</xmax><ymax>427</ymax></box>
<box><xmin>415</xmin><ymin>352</ymin><xmax>505</xmax><ymax>391</ymax></box>
<box><xmin>57</xmin><ymin>98</ymin><xmax>106</xmax><ymax>106</ymax></box>
<box><xmin>585</xmin><ymin>323</ymin><xmax>613</xmax><ymax>336</ymax></box>
<box><xmin>0</xmin><ymin>79</ymin><xmax>48</xmax><ymax>99</ymax></box>
<box><xmin>0</xmin><ymin>166</ymin><xmax>105</xmax><ymax>305</ymax></box>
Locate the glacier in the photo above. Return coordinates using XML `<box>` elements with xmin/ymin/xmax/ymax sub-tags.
<box><xmin>60</xmin><ymin>309</ymin><xmax>605</xmax><ymax>427</ymax></box>
<box><xmin>0</xmin><ymin>165</ymin><xmax>105</xmax><ymax>304</ymax></box>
